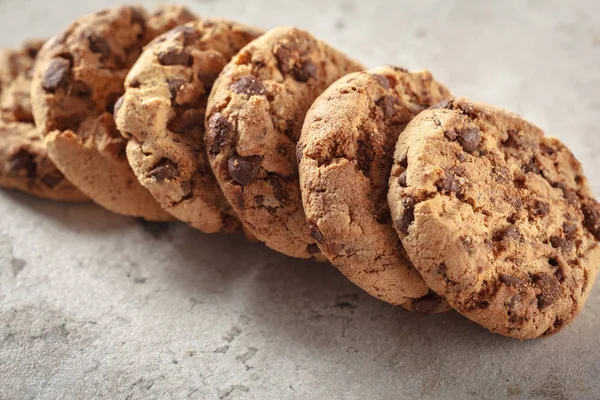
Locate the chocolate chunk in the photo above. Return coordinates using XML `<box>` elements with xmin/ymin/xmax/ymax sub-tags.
<box><xmin>8</xmin><ymin>149</ymin><xmax>36</xmax><ymax>178</ymax></box>
<box><xmin>432</xmin><ymin>99</ymin><xmax>452</xmax><ymax>109</ymax></box>
<box><xmin>411</xmin><ymin>291</ymin><xmax>444</xmax><ymax>314</ymax></box>
<box><xmin>499</xmin><ymin>274</ymin><xmax>527</xmax><ymax>286</ymax></box>
<box><xmin>40</xmin><ymin>171</ymin><xmax>64</xmax><ymax>188</ymax></box>
<box><xmin>307</xmin><ymin>243</ymin><xmax>321</xmax><ymax>255</ymax></box>
<box><xmin>87</xmin><ymin>34</ymin><xmax>111</xmax><ymax>58</ymax></box>
<box><xmin>129</xmin><ymin>79</ymin><xmax>141</xmax><ymax>89</ymax></box>
<box><xmin>563</xmin><ymin>223</ymin><xmax>577</xmax><ymax>239</ymax></box>
<box><xmin>396</xmin><ymin>197</ymin><xmax>416</xmax><ymax>234</ymax></box>
<box><xmin>372</xmin><ymin>74</ymin><xmax>391</xmax><ymax>89</ymax></box>
<box><xmin>532</xmin><ymin>201</ymin><xmax>550</xmax><ymax>217</ymax></box>
<box><xmin>158</xmin><ymin>48</ymin><xmax>192</xmax><ymax>66</ymax></box>
<box><xmin>268</xmin><ymin>174</ymin><xmax>287</xmax><ymax>203</ymax></box>
<box><xmin>523</xmin><ymin>158</ymin><xmax>541</xmax><ymax>174</ymax></box>
<box><xmin>436</xmin><ymin>170</ymin><xmax>461</xmax><ymax>194</ymax></box>
<box><xmin>227</xmin><ymin>154</ymin><xmax>260</xmax><ymax>185</ymax></box>
<box><xmin>356</xmin><ymin>140</ymin><xmax>374</xmax><ymax>177</ymax></box>
<box><xmin>582</xmin><ymin>198</ymin><xmax>600</xmax><ymax>240</ymax></box>
<box><xmin>42</xmin><ymin>57</ymin><xmax>71</xmax><ymax>92</ymax></box>
<box><xmin>399</xmin><ymin>155</ymin><xmax>408</xmax><ymax>168</ymax></box>
<box><xmin>206</xmin><ymin>113</ymin><xmax>233</xmax><ymax>156</ymax></box>
<box><xmin>444</xmin><ymin>128</ymin><xmax>458</xmax><ymax>141</ymax></box>
<box><xmin>167</xmin><ymin>109</ymin><xmax>204</xmax><ymax>134</ymax></box>
<box><xmin>150</xmin><ymin>159</ymin><xmax>179</xmax><ymax>181</ymax></box>
<box><xmin>291</xmin><ymin>60</ymin><xmax>317</xmax><ymax>82</ymax></box>
<box><xmin>550</xmin><ymin>236</ymin><xmax>570</xmax><ymax>251</ymax></box>
<box><xmin>433</xmin><ymin>117</ymin><xmax>442</xmax><ymax>127</ymax></box>
<box><xmin>375</xmin><ymin>96</ymin><xmax>397</xmax><ymax>118</ymax></box>
<box><xmin>310</xmin><ymin>225</ymin><xmax>323</xmax><ymax>243</ymax></box>
<box><xmin>552</xmin><ymin>182</ymin><xmax>579</xmax><ymax>205</ymax></box>
<box><xmin>231</xmin><ymin>75</ymin><xmax>266</xmax><ymax>96</ymax></box>
<box><xmin>169</xmin><ymin>25</ymin><xmax>200</xmax><ymax>45</ymax></box>
<box><xmin>457</xmin><ymin>102</ymin><xmax>479</xmax><ymax>119</ymax></box>
<box><xmin>398</xmin><ymin>171</ymin><xmax>407</xmax><ymax>187</ymax></box>
<box><xmin>254</xmin><ymin>195</ymin><xmax>264</xmax><ymax>207</ymax></box>
<box><xmin>167</xmin><ymin>78</ymin><xmax>186</xmax><ymax>103</ymax></box>
<box><xmin>274</xmin><ymin>46</ymin><xmax>291</xmax><ymax>75</ymax></box>
<box><xmin>532</xmin><ymin>273</ymin><xmax>562</xmax><ymax>310</ymax></box>
<box><xmin>456</xmin><ymin>127</ymin><xmax>481</xmax><ymax>153</ymax></box>
<box><xmin>493</xmin><ymin>226</ymin><xmax>521</xmax><ymax>242</ymax></box>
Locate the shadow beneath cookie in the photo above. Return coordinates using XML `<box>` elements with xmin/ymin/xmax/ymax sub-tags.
<box><xmin>0</xmin><ymin>189</ymin><xmax>161</xmax><ymax>234</ymax></box>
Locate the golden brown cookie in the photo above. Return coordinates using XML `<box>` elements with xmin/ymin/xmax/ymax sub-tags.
<box><xmin>205</xmin><ymin>27</ymin><xmax>363</xmax><ymax>259</ymax></box>
<box><xmin>30</xmin><ymin>5</ymin><xmax>197</xmax><ymax>220</ymax></box>
<box><xmin>115</xmin><ymin>20</ymin><xmax>263</xmax><ymax>233</ymax></box>
<box><xmin>298</xmin><ymin>66</ymin><xmax>452</xmax><ymax>310</ymax></box>
<box><xmin>388</xmin><ymin>98</ymin><xmax>600</xmax><ymax>338</ymax></box>
<box><xmin>0</xmin><ymin>40</ymin><xmax>86</xmax><ymax>201</ymax></box>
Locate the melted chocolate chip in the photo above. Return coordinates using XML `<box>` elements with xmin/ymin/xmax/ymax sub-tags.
<box><xmin>87</xmin><ymin>34</ymin><xmax>111</xmax><ymax>58</ymax></box>
<box><xmin>169</xmin><ymin>25</ymin><xmax>200</xmax><ymax>45</ymax></box>
<box><xmin>582</xmin><ymin>198</ymin><xmax>600</xmax><ymax>240</ymax></box>
<box><xmin>456</xmin><ymin>127</ymin><xmax>481</xmax><ymax>153</ymax></box>
<box><xmin>552</xmin><ymin>182</ymin><xmax>579</xmax><ymax>205</ymax></box>
<box><xmin>550</xmin><ymin>236</ymin><xmax>570</xmax><ymax>251</ymax></box>
<box><xmin>167</xmin><ymin>78</ymin><xmax>186</xmax><ymax>103</ymax></box>
<box><xmin>231</xmin><ymin>75</ymin><xmax>266</xmax><ymax>96</ymax></box>
<box><xmin>274</xmin><ymin>46</ymin><xmax>291</xmax><ymax>74</ymax></box>
<box><xmin>310</xmin><ymin>225</ymin><xmax>323</xmax><ymax>243</ymax></box>
<box><xmin>493</xmin><ymin>226</ymin><xmax>521</xmax><ymax>242</ymax></box>
<box><xmin>291</xmin><ymin>60</ymin><xmax>317</xmax><ymax>82</ymax></box>
<box><xmin>532</xmin><ymin>273</ymin><xmax>561</xmax><ymax>310</ymax></box>
<box><xmin>227</xmin><ymin>154</ymin><xmax>260</xmax><ymax>185</ymax></box>
<box><xmin>411</xmin><ymin>291</ymin><xmax>444</xmax><ymax>314</ymax></box>
<box><xmin>396</xmin><ymin>197</ymin><xmax>416</xmax><ymax>234</ymax></box>
<box><xmin>158</xmin><ymin>48</ymin><xmax>192</xmax><ymax>66</ymax></box>
<box><xmin>372</xmin><ymin>74</ymin><xmax>391</xmax><ymax>89</ymax></box>
<box><xmin>563</xmin><ymin>222</ymin><xmax>577</xmax><ymax>239</ymax></box>
<box><xmin>398</xmin><ymin>171</ymin><xmax>407</xmax><ymax>187</ymax></box>
<box><xmin>499</xmin><ymin>274</ymin><xmax>527</xmax><ymax>286</ymax></box>
<box><xmin>8</xmin><ymin>149</ymin><xmax>36</xmax><ymax>178</ymax></box>
<box><xmin>532</xmin><ymin>201</ymin><xmax>550</xmax><ymax>217</ymax></box>
<box><xmin>42</xmin><ymin>57</ymin><xmax>71</xmax><ymax>92</ymax></box>
<box><xmin>150</xmin><ymin>158</ymin><xmax>179</xmax><ymax>181</ymax></box>
<box><xmin>206</xmin><ymin>113</ymin><xmax>233</xmax><ymax>156</ymax></box>
<box><xmin>436</xmin><ymin>170</ymin><xmax>461</xmax><ymax>194</ymax></box>
<box><xmin>375</xmin><ymin>96</ymin><xmax>397</xmax><ymax>118</ymax></box>
<box><xmin>268</xmin><ymin>174</ymin><xmax>287</xmax><ymax>203</ymax></box>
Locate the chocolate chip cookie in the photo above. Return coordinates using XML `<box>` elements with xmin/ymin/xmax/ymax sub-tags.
<box><xmin>115</xmin><ymin>20</ymin><xmax>263</xmax><ymax>233</ymax></box>
<box><xmin>388</xmin><ymin>98</ymin><xmax>600</xmax><ymax>338</ymax></box>
<box><xmin>0</xmin><ymin>40</ymin><xmax>86</xmax><ymax>201</ymax></box>
<box><xmin>31</xmin><ymin>5</ymin><xmax>197</xmax><ymax>220</ymax></box>
<box><xmin>205</xmin><ymin>27</ymin><xmax>363</xmax><ymax>258</ymax></box>
<box><xmin>298</xmin><ymin>66</ymin><xmax>452</xmax><ymax>309</ymax></box>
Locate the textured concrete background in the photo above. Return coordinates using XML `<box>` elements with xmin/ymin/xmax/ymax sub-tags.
<box><xmin>1</xmin><ymin>0</ymin><xmax>599</xmax><ymax>399</ymax></box>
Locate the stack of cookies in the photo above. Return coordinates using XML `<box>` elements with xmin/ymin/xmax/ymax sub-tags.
<box><xmin>1</xmin><ymin>5</ymin><xmax>598</xmax><ymax>340</ymax></box>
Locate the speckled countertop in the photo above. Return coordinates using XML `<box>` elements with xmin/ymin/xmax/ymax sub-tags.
<box><xmin>1</xmin><ymin>1</ymin><xmax>599</xmax><ymax>399</ymax></box>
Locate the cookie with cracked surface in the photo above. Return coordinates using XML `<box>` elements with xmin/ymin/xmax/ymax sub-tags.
<box><xmin>205</xmin><ymin>27</ymin><xmax>363</xmax><ymax>259</ymax></box>
<box><xmin>115</xmin><ymin>20</ymin><xmax>263</xmax><ymax>233</ymax></box>
<box><xmin>298</xmin><ymin>66</ymin><xmax>452</xmax><ymax>309</ymax></box>
<box><xmin>31</xmin><ymin>5</ymin><xmax>197</xmax><ymax>220</ymax></box>
<box><xmin>388</xmin><ymin>98</ymin><xmax>600</xmax><ymax>338</ymax></box>
<box><xmin>0</xmin><ymin>41</ymin><xmax>86</xmax><ymax>201</ymax></box>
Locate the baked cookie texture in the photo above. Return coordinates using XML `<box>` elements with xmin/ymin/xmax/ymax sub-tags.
<box><xmin>30</xmin><ymin>5</ymin><xmax>197</xmax><ymax>220</ymax></box>
<box><xmin>388</xmin><ymin>98</ymin><xmax>600</xmax><ymax>338</ymax></box>
<box><xmin>205</xmin><ymin>27</ymin><xmax>364</xmax><ymax>259</ymax></box>
<box><xmin>0</xmin><ymin>40</ymin><xmax>86</xmax><ymax>201</ymax></box>
<box><xmin>298</xmin><ymin>66</ymin><xmax>452</xmax><ymax>310</ymax></box>
<box><xmin>116</xmin><ymin>20</ymin><xmax>263</xmax><ymax>233</ymax></box>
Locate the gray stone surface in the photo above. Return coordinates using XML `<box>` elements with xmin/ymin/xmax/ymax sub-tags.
<box><xmin>1</xmin><ymin>0</ymin><xmax>599</xmax><ymax>399</ymax></box>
